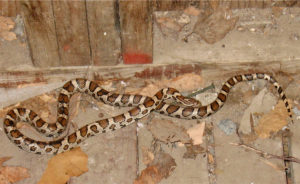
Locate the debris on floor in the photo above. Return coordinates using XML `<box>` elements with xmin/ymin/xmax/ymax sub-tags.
<box><xmin>134</xmin><ymin>73</ymin><xmax>204</xmax><ymax>97</ymax></box>
<box><xmin>238</xmin><ymin>88</ymin><xmax>277</xmax><ymax>134</ymax></box>
<box><xmin>135</xmin><ymin>146</ymin><xmax>176</xmax><ymax>184</ymax></box>
<box><xmin>147</xmin><ymin>118</ymin><xmax>190</xmax><ymax>144</ymax></box>
<box><xmin>255</xmin><ymin>100</ymin><xmax>290</xmax><ymax>138</ymax></box>
<box><xmin>193</xmin><ymin>8</ymin><xmax>239</xmax><ymax>44</ymax></box>
<box><xmin>0</xmin><ymin>157</ymin><xmax>30</xmax><ymax>184</ymax></box>
<box><xmin>155</xmin><ymin>11</ymin><xmax>191</xmax><ymax>39</ymax></box>
<box><xmin>183</xmin><ymin>144</ymin><xmax>205</xmax><ymax>159</ymax></box>
<box><xmin>0</xmin><ymin>16</ymin><xmax>17</xmax><ymax>41</ymax></box>
<box><xmin>187</xmin><ymin>122</ymin><xmax>205</xmax><ymax>145</ymax></box>
<box><xmin>38</xmin><ymin>148</ymin><xmax>88</xmax><ymax>184</ymax></box>
<box><xmin>217</xmin><ymin>119</ymin><xmax>237</xmax><ymax>135</ymax></box>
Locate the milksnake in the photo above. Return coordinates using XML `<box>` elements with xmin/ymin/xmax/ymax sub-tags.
<box><xmin>3</xmin><ymin>73</ymin><xmax>293</xmax><ymax>155</ymax></box>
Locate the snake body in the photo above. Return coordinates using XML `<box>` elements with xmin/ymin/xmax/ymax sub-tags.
<box><xmin>3</xmin><ymin>73</ymin><xmax>293</xmax><ymax>154</ymax></box>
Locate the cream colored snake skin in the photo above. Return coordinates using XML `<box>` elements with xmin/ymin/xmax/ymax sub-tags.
<box><xmin>3</xmin><ymin>73</ymin><xmax>293</xmax><ymax>155</ymax></box>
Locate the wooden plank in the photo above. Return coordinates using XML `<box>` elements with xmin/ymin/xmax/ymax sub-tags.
<box><xmin>20</xmin><ymin>0</ymin><xmax>60</xmax><ymax>68</ymax></box>
<box><xmin>0</xmin><ymin>60</ymin><xmax>299</xmax><ymax>88</ymax></box>
<box><xmin>119</xmin><ymin>0</ymin><xmax>153</xmax><ymax>64</ymax></box>
<box><xmin>52</xmin><ymin>0</ymin><xmax>91</xmax><ymax>66</ymax></box>
<box><xmin>154</xmin><ymin>0</ymin><xmax>299</xmax><ymax>10</ymax></box>
<box><xmin>86</xmin><ymin>1</ymin><xmax>121</xmax><ymax>66</ymax></box>
<box><xmin>0</xmin><ymin>0</ymin><xmax>19</xmax><ymax>17</ymax></box>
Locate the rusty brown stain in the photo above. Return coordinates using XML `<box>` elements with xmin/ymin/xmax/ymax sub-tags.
<box><xmin>134</xmin><ymin>64</ymin><xmax>202</xmax><ymax>79</ymax></box>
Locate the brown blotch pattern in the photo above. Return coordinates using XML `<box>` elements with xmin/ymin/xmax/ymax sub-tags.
<box><xmin>7</xmin><ymin>110</ymin><xmax>17</xmax><ymax>120</ymax></box>
<box><xmin>63</xmin><ymin>145</ymin><xmax>69</xmax><ymax>150</ymax></box>
<box><xmin>58</xmin><ymin>117</ymin><xmax>67</xmax><ymax>127</ymax></box>
<box><xmin>68</xmin><ymin>133</ymin><xmax>77</xmax><ymax>143</ymax></box>
<box><xmin>63</xmin><ymin>81</ymin><xmax>75</xmax><ymax>92</ymax></box>
<box><xmin>113</xmin><ymin>114</ymin><xmax>125</xmax><ymax>123</ymax></box>
<box><xmin>97</xmin><ymin>89</ymin><xmax>109</xmax><ymax>96</ymax></box>
<box><xmin>144</xmin><ymin>98</ymin><xmax>154</xmax><ymax>108</ymax></box>
<box><xmin>4</xmin><ymin>119</ymin><xmax>13</xmax><ymax>126</ymax></box>
<box><xmin>235</xmin><ymin>75</ymin><xmax>243</xmax><ymax>82</ymax></box>
<box><xmin>167</xmin><ymin>88</ymin><xmax>178</xmax><ymax>95</ymax></box>
<box><xmin>89</xmin><ymin>81</ymin><xmax>98</xmax><ymax>92</ymax></box>
<box><xmin>227</xmin><ymin>78</ymin><xmax>235</xmax><ymax>86</ymax></box>
<box><xmin>98</xmin><ymin>119</ymin><xmax>109</xmax><ymax>129</ymax></box>
<box><xmin>17</xmin><ymin>108</ymin><xmax>26</xmax><ymax>116</ymax></box>
<box><xmin>45</xmin><ymin>148</ymin><xmax>52</xmax><ymax>153</ymax></box>
<box><xmin>107</xmin><ymin>94</ymin><xmax>119</xmax><ymax>103</ymax></box>
<box><xmin>90</xmin><ymin>125</ymin><xmax>99</xmax><ymax>133</ymax></box>
<box><xmin>133</xmin><ymin>95</ymin><xmax>142</xmax><ymax>104</ymax></box>
<box><xmin>155</xmin><ymin>102</ymin><xmax>165</xmax><ymax>110</ymax></box>
<box><xmin>14</xmin><ymin>140</ymin><xmax>21</xmax><ymax>145</ymax></box>
<box><xmin>10</xmin><ymin>130</ymin><xmax>22</xmax><ymax>138</ymax></box>
<box><xmin>36</xmin><ymin>119</ymin><xmax>45</xmax><ymax>128</ymax></box>
<box><xmin>29</xmin><ymin>111</ymin><xmax>37</xmax><ymax>120</ymax></box>
<box><xmin>76</xmin><ymin>79</ymin><xmax>87</xmax><ymax>89</ymax></box>
<box><xmin>176</xmin><ymin>96</ymin><xmax>185</xmax><ymax>102</ymax></box>
<box><xmin>58</xmin><ymin>93</ymin><xmax>69</xmax><ymax>103</ymax></box>
<box><xmin>47</xmin><ymin>123</ymin><xmax>57</xmax><ymax>131</ymax></box>
<box><xmin>221</xmin><ymin>85</ymin><xmax>230</xmax><ymax>93</ymax></box>
<box><xmin>155</xmin><ymin>90</ymin><xmax>163</xmax><ymax>100</ymax></box>
<box><xmin>127</xmin><ymin>118</ymin><xmax>133</xmax><ymax>122</ymax></box>
<box><xmin>40</xmin><ymin>129</ymin><xmax>46</xmax><ymax>134</ymax></box>
<box><xmin>129</xmin><ymin>107</ymin><xmax>140</xmax><ymax>116</ymax></box>
<box><xmin>182</xmin><ymin>107</ymin><xmax>194</xmax><ymax>117</ymax></box>
<box><xmin>285</xmin><ymin>101</ymin><xmax>289</xmax><ymax>108</ymax></box>
<box><xmin>58</xmin><ymin>107</ymin><xmax>68</xmax><ymax>115</ymax></box>
<box><xmin>282</xmin><ymin>94</ymin><xmax>286</xmax><ymax>101</ymax></box>
<box><xmin>142</xmin><ymin>109</ymin><xmax>148</xmax><ymax>115</ymax></box>
<box><xmin>198</xmin><ymin>106</ymin><xmax>207</xmax><ymax>117</ymax></box>
<box><xmin>109</xmin><ymin>124</ymin><xmax>116</xmax><ymax>130</ymax></box>
<box><xmin>166</xmin><ymin>105</ymin><xmax>179</xmax><ymax>114</ymax></box>
<box><xmin>121</xmin><ymin>94</ymin><xmax>130</xmax><ymax>104</ymax></box>
<box><xmin>30</xmin><ymin>146</ymin><xmax>37</xmax><ymax>152</ymax></box>
<box><xmin>278</xmin><ymin>86</ymin><xmax>283</xmax><ymax>94</ymax></box>
<box><xmin>218</xmin><ymin>93</ymin><xmax>226</xmax><ymax>102</ymax></box>
<box><xmin>24</xmin><ymin>138</ymin><xmax>34</xmax><ymax>144</ymax></box>
<box><xmin>80</xmin><ymin>125</ymin><xmax>88</xmax><ymax>137</ymax></box>
<box><xmin>211</xmin><ymin>101</ymin><xmax>219</xmax><ymax>111</ymax></box>
<box><xmin>50</xmin><ymin>141</ymin><xmax>62</xmax><ymax>149</ymax></box>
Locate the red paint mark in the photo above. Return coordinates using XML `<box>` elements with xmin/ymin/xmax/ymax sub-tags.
<box><xmin>123</xmin><ymin>53</ymin><xmax>152</xmax><ymax>64</ymax></box>
<box><xmin>63</xmin><ymin>45</ymin><xmax>70</xmax><ymax>51</ymax></box>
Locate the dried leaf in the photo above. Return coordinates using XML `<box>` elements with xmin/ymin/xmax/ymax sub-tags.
<box><xmin>193</xmin><ymin>8</ymin><xmax>238</xmax><ymax>44</ymax></box>
<box><xmin>38</xmin><ymin>147</ymin><xmax>88</xmax><ymax>184</ymax></box>
<box><xmin>183</xmin><ymin>144</ymin><xmax>205</xmax><ymax>159</ymax></box>
<box><xmin>135</xmin><ymin>152</ymin><xmax>176</xmax><ymax>184</ymax></box>
<box><xmin>187</xmin><ymin>122</ymin><xmax>205</xmax><ymax>145</ymax></box>
<box><xmin>135</xmin><ymin>73</ymin><xmax>204</xmax><ymax>97</ymax></box>
<box><xmin>147</xmin><ymin>119</ymin><xmax>190</xmax><ymax>144</ymax></box>
<box><xmin>255</xmin><ymin>100</ymin><xmax>291</xmax><ymax>138</ymax></box>
<box><xmin>141</xmin><ymin>147</ymin><xmax>155</xmax><ymax>165</ymax></box>
<box><xmin>0</xmin><ymin>16</ymin><xmax>16</xmax><ymax>41</ymax></box>
<box><xmin>0</xmin><ymin>157</ymin><xmax>30</xmax><ymax>184</ymax></box>
<box><xmin>168</xmin><ymin>73</ymin><xmax>203</xmax><ymax>92</ymax></box>
<box><xmin>134</xmin><ymin>166</ymin><xmax>161</xmax><ymax>184</ymax></box>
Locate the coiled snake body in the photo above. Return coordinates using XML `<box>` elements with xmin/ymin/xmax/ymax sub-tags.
<box><xmin>3</xmin><ymin>73</ymin><xmax>293</xmax><ymax>154</ymax></box>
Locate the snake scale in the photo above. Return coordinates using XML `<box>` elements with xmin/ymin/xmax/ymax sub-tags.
<box><xmin>3</xmin><ymin>73</ymin><xmax>293</xmax><ymax>155</ymax></box>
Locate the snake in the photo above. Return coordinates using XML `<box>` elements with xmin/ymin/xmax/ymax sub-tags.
<box><xmin>3</xmin><ymin>73</ymin><xmax>293</xmax><ymax>155</ymax></box>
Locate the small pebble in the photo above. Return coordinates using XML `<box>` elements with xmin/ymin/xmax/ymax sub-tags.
<box><xmin>293</xmin><ymin>107</ymin><xmax>300</xmax><ymax>120</ymax></box>
<box><xmin>218</xmin><ymin>119</ymin><xmax>237</xmax><ymax>135</ymax></box>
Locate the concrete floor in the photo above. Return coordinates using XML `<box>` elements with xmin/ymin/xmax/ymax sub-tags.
<box><xmin>0</xmin><ymin>7</ymin><xmax>300</xmax><ymax>184</ymax></box>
